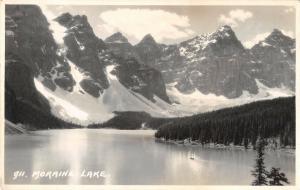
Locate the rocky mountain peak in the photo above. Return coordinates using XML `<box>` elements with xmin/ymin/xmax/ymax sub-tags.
<box><xmin>105</xmin><ymin>32</ymin><xmax>129</xmax><ymax>43</ymax></box>
<box><xmin>251</xmin><ymin>28</ymin><xmax>295</xmax><ymax>63</ymax></box>
<box><xmin>211</xmin><ymin>25</ymin><xmax>242</xmax><ymax>45</ymax></box>
<box><xmin>55</xmin><ymin>13</ymin><xmax>92</xmax><ymax>34</ymax></box>
<box><xmin>263</xmin><ymin>29</ymin><xmax>295</xmax><ymax>48</ymax></box>
<box><xmin>134</xmin><ymin>34</ymin><xmax>162</xmax><ymax>66</ymax></box>
<box><xmin>180</xmin><ymin>25</ymin><xmax>243</xmax><ymax>54</ymax></box>
<box><xmin>268</xmin><ymin>29</ymin><xmax>291</xmax><ymax>41</ymax></box>
<box><xmin>54</xmin><ymin>12</ymin><xmax>73</xmax><ymax>26</ymax></box>
<box><xmin>53</xmin><ymin>12</ymin><xmax>109</xmax><ymax>97</ymax></box>
<box><xmin>271</xmin><ymin>28</ymin><xmax>283</xmax><ymax>35</ymax></box>
<box><xmin>139</xmin><ymin>34</ymin><xmax>157</xmax><ymax>45</ymax></box>
<box><xmin>217</xmin><ymin>25</ymin><xmax>233</xmax><ymax>33</ymax></box>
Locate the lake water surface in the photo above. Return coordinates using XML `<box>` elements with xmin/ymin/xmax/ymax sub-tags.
<box><xmin>5</xmin><ymin>129</ymin><xmax>295</xmax><ymax>185</ymax></box>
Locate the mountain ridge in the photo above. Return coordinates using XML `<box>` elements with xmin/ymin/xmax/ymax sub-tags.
<box><xmin>108</xmin><ymin>25</ymin><xmax>294</xmax><ymax>98</ymax></box>
<box><xmin>4</xmin><ymin>5</ymin><xmax>295</xmax><ymax>127</ymax></box>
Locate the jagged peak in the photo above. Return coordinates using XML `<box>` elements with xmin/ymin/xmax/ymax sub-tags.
<box><xmin>267</xmin><ymin>28</ymin><xmax>294</xmax><ymax>41</ymax></box>
<box><xmin>54</xmin><ymin>12</ymin><xmax>89</xmax><ymax>27</ymax></box>
<box><xmin>105</xmin><ymin>32</ymin><xmax>129</xmax><ymax>43</ymax></box>
<box><xmin>180</xmin><ymin>24</ymin><xmax>244</xmax><ymax>52</ymax></box>
<box><xmin>214</xmin><ymin>25</ymin><xmax>237</xmax><ymax>39</ymax></box>
<box><xmin>270</xmin><ymin>28</ymin><xmax>284</xmax><ymax>36</ymax></box>
<box><xmin>139</xmin><ymin>34</ymin><xmax>157</xmax><ymax>44</ymax></box>
<box><xmin>251</xmin><ymin>28</ymin><xmax>295</xmax><ymax>50</ymax></box>
<box><xmin>217</xmin><ymin>25</ymin><xmax>233</xmax><ymax>33</ymax></box>
<box><xmin>54</xmin><ymin>12</ymin><xmax>73</xmax><ymax>26</ymax></box>
<box><xmin>191</xmin><ymin>25</ymin><xmax>236</xmax><ymax>42</ymax></box>
<box><xmin>262</xmin><ymin>28</ymin><xmax>295</xmax><ymax>46</ymax></box>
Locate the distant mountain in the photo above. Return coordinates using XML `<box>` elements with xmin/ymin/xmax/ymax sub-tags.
<box><xmin>101</xmin><ymin>26</ymin><xmax>295</xmax><ymax>102</ymax></box>
<box><xmin>105</xmin><ymin>32</ymin><xmax>129</xmax><ymax>43</ymax></box>
<box><xmin>171</xmin><ymin>25</ymin><xmax>258</xmax><ymax>98</ymax></box>
<box><xmin>105</xmin><ymin>32</ymin><xmax>140</xmax><ymax>60</ymax></box>
<box><xmin>250</xmin><ymin>29</ymin><xmax>295</xmax><ymax>90</ymax></box>
<box><xmin>107</xmin><ymin>25</ymin><xmax>295</xmax><ymax>99</ymax></box>
<box><xmin>134</xmin><ymin>34</ymin><xmax>163</xmax><ymax>66</ymax></box>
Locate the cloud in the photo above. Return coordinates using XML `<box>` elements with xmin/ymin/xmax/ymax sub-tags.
<box><xmin>243</xmin><ymin>29</ymin><xmax>294</xmax><ymax>48</ymax></box>
<box><xmin>281</xmin><ymin>30</ymin><xmax>294</xmax><ymax>38</ymax></box>
<box><xmin>97</xmin><ymin>8</ymin><xmax>195</xmax><ymax>43</ymax></box>
<box><xmin>218</xmin><ymin>9</ymin><xmax>253</xmax><ymax>28</ymax></box>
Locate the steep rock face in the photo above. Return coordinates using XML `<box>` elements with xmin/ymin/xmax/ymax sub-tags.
<box><xmin>105</xmin><ymin>32</ymin><xmax>140</xmax><ymax>60</ymax></box>
<box><xmin>5</xmin><ymin>5</ymin><xmax>75</xmax><ymax>92</ymax></box>
<box><xmin>5</xmin><ymin>84</ymin><xmax>18</xmax><ymax>123</ymax></box>
<box><xmin>155</xmin><ymin>25</ymin><xmax>258</xmax><ymax>98</ymax></box>
<box><xmin>5</xmin><ymin>57</ymin><xmax>50</xmax><ymax>110</ymax></box>
<box><xmin>5</xmin><ymin>5</ymin><xmax>89</xmax><ymax>128</ymax></box>
<box><xmin>177</xmin><ymin>26</ymin><xmax>257</xmax><ymax>97</ymax></box>
<box><xmin>4</xmin><ymin>5</ymin><xmax>73</xmax><ymax>127</ymax></box>
<box><xmin>154</xmin><ymin>44</ymin><xmax>184</xmax><ymax>84</ymax></box>
<box><xmin>134</xmin><ymin>34</ymin><xmax>162</xmax><ymax>67</ymax></box>
<box><xmin>54</xmin><ymin>14</ymin><xmax>171</xmax><ymax>102</ymax></box>
<box><xmin>4</xmin><ymin>57</ymin><xmax>65</xmax><ymax>129</ymax></box>
<box><xmin>104</xmin><ymin>33</ymin><xmax>171</xmax><ymax>103</ymax></box>
<box><xmin>112</xmin><ymin>57</ymin><xmax>170</xmax><ymax>103</ymax></box>
<box><xmin>250</xmin><ymin>29</ymin><xmax>295</xmax><ymax>90</ymax></box>
<box><xmin>132</xmin><ymin>26</ymin><xmax>294</xmax><ymax>99</ymax></box>
<box><xmin>54</xmin><ymin>13</ymin><xmax>109</xmax><ymax>97</ymax></box>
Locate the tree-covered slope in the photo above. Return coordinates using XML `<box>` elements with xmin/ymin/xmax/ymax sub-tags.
<box><xmin>154</xmin><ymin>97</ymin><xmax>295</xmax><ymax>147</ymax></box>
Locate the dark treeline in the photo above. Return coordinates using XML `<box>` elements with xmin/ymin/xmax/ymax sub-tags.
<box><xmin>154</xmin><ymin>97</ymin><xmax>295</xmax><ymax>148</ymax></box>
<box><xmin>87</xmin><ymin>111</ymin><xmax>152</xmax><ymax>129</ymax></box>
<box><xmin>87</xmin><ymin>111</ymin><xmax>179</xmax><ymax>129</ymax></box>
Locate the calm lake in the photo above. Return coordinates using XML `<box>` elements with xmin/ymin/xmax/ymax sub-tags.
<box><xmin>5</xmin><ymin>129</ymin><xmax>295</xmax><ymax>185</ymax></box>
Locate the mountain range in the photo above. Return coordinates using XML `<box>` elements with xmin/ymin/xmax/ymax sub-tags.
<box><xmin>5</xmin><ymin>5</ymin><xmax>295</xmax><ymax>127</ymax></box>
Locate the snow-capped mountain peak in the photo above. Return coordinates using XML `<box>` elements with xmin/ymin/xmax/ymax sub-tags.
<box><xmin>217</xmin><ymin>25</ymin><xmax>232</xmax><ymax>32</ymax></box>
<box><xmin>179</xmin><ymin>25</ymin><xmax>243</xmax><ymax>55</ymax></box>
<box><xmin>213</xmin><ymin>25</ymin><xmax>239</xmax><ymax>40</ymax></box>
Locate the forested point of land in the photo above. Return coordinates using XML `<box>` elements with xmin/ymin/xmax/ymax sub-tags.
<box><xmin>154</xmin><ymin>97</ymin><xmax>295</xmax><ymax>148</ymax></box>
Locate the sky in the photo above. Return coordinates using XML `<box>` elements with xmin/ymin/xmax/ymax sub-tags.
<box><xmin>45</xmin><ymin>5</ymin><xmax>296</xmax><ymax>48</ymax></box>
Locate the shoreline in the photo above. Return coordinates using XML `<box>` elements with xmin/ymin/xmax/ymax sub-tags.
<box><xmin>155</xmin><ymin>138</ymin><xmax>295</xmax><ymax>154</ymax></box>
<box><xmin>5</xmin><ymin>127</ymin><xmax>295</xmax><ymax>155</ymax></box>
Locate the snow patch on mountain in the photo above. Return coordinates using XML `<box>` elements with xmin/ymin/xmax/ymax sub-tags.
<box><xmin>40</xmin><ymin>6</ymin><xmax>66</xmax><ymax>44</ymax></box>
<box><xmin>254</xmin><ymin>79</ymin><xmax>294</xmax><ymax>98</ymax></box>
<box><xmin>68</xmin><ymin>58</ymin><xmax>87</xmax><ymax>92</ymax></box>
<box><xmin>103</xmin><ymin>65</ymin><xmax>173</xmax><ymax>117</ymax></box>
<box><xmin>34</xmin><ymin>77</ymin><xmax>92</xmax><ymax>123</ymax></box>
<box><xmin>33</xmin><ymin>8</ymin><xmax>176</xmax><ymax>125</ymax></box>
<box><xmin>260</xmin><ymin>42</ymin><xmax>272</xmax><ymax>47</ymax></box>
<box><xmin>166</xmin><ymin>80</ymin><xmax>294</xmax><ymax>115</ymax></box>
<box><xmin>34</xmin><ymin>64</ymin><xmax>175</xmax><ymax>126</ymax></box>
<box><xmin>166</xmin><ymin>82</ymin><xmax>231</xmax><ymax>114</ymax></box>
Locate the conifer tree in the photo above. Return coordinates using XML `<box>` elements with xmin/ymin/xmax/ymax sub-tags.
<box><xmin>252</xmin><ymin>139</ymin><xmax>268</xmax><ymax>186</ymax></box>
<box><xmin>268</xmin><ymin>167</ymin><xmax>289</xmax><ymax>186</ymax></box>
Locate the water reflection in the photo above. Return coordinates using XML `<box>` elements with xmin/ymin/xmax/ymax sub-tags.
<box><xmin>5</xmin><ymin>129</ymin><xmax>295</xmax><ymax>185</ymax></box>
